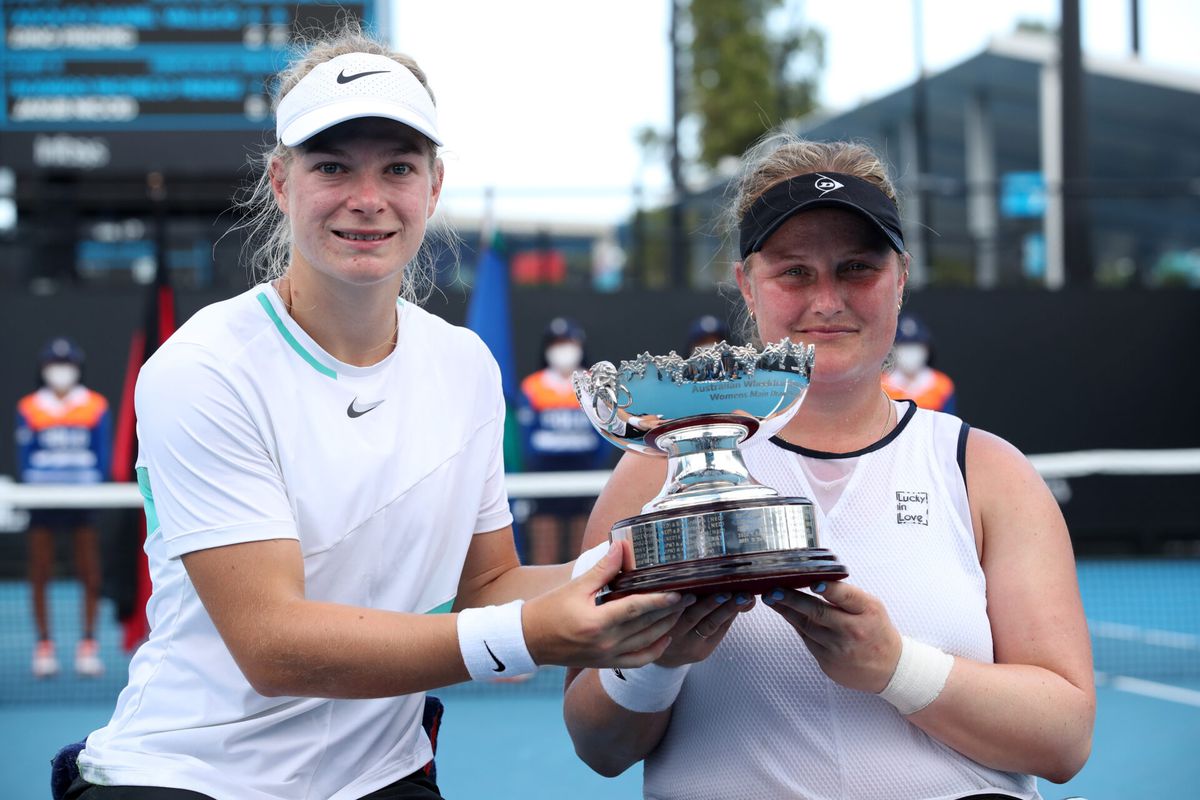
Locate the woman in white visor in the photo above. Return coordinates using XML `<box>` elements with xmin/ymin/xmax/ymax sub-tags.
<box><xmin>66</xmin><ymin>24</ymin><xmax>689</xmax><ymax>800</ymax></box>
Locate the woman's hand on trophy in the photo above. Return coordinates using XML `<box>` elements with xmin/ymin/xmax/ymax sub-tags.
<box><xmin>762</xmin><ymin>581</ymin><xmax>902</xmax><ymax>694</ymax></box>
<box><xmin>523</xmin><ymin>542</ymin><xmax>696</xmax><ymax>670</ymax></box>
<box><xmin>654</xmin><ymin>591</ymin><xmax>756</xmax><ymax>668</ymax></box>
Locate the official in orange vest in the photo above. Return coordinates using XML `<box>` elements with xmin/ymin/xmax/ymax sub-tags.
<box><xmin>883</xmin><ymin>312</ymin><xmax>956</xmax><ymax>413</ymax></box>
<box><xmin>15</xmin><ymin>337</ymin><xmax>110</xmax><ymax>679</ymax></box>
<box><xmin>516</xmin><ymin>318</ymin><xmax>609</xmax><ymax>565</ymax></box>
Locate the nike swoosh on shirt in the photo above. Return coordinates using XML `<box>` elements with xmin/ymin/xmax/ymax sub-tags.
<box><xmin>337</xmin><ymin>69</ymin><xmax>390</xmax><ymax>84</ymax></box>
<box><xmin>484</xmin><ymin>641</ymin><xmax>506</xmax><ymax>672</ymax></box>
<box><xmin>347</xmin><ymin>398</ymin><xmax>385</xmax><ymax>418</ymax></box>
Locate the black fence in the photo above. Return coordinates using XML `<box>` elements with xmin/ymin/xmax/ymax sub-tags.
<box><xmin>1</xmin><ymin>285</ymin><xmax>1197</xmax><ymax>552</ymax></box>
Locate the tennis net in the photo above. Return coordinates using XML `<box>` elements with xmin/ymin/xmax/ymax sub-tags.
<box><xmin>0</xmin><ymin>450</ymin><xmax>1197</xmax><ymax>706</ymax></box>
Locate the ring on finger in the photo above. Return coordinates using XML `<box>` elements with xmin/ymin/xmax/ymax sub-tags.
<box><xmin>692</xmin><ymin>628</ymin><xmax>712</xmax><ymax>640</ymax></box>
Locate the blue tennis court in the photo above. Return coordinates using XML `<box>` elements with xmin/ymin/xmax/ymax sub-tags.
<box><xmin>3</xmin><ymin>560</ymin><xmax>1197</xmax><ymax>798</ymax></box>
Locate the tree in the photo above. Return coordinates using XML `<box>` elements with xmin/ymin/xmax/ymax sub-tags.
<box><xmin>687</xmin><ymin>0</ymin><xmax>824</xmax><ymax>169</ymax></box>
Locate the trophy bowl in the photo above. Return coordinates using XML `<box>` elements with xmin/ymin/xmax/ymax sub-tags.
<box><xmin>573</xmin><ymin>339</ymin><xmax>847</xmax><ymax>601</ymax></box>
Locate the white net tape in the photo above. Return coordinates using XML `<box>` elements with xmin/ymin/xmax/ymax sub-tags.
<box><xmin>1</xmin><ymin>448</ymin><xmax>1198</xmax><ymax>517</ymax></box>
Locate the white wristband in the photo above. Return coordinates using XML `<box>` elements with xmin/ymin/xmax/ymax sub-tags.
<box><xmin>878</xmin><ymin>635</ymin><xmax>955</xmax><ymax>715</ymax></box>
<box><xmin>599</xmin><ymin>662</ymin><xmax>692</xmax><ymax>713</ymax></box>
<box><xmin>457</xmin><ymin>600</ymin><xmax>538</xmax><ymax>681</ymax></box>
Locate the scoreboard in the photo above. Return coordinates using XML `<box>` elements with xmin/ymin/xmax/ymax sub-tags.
<box><xmin>0</xmin><ymin>0</ymin><xmax>379</xmax><ymax>174</ymax></box>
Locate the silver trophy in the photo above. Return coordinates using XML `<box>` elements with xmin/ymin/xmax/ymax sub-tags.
<box><xmin>573</xmin><ymin>339</ymin><xmax>847</xmax><ymax>601</ymax></box>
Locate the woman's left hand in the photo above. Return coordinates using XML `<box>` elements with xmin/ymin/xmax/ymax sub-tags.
<box><xmin>762</xmin><ymin>581</ymin><xmax>902</xmax><ymax>694</ymax></box>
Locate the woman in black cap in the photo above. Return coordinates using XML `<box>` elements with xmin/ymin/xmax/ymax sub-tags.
<box><xmin>565</xmin><ymin>135</ymin><xmax>1093</xmax><ymax>799</ymax></box>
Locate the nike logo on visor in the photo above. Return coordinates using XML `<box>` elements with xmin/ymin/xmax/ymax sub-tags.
<box><xmin>337</xmin><ymin>69</ymin><xmax>390</xmax><ymax>84</ymax></box>
<box><xmin>347</xmin><ymin>397</ymin><xmax>385</xmax><ymax>418</ymax></box>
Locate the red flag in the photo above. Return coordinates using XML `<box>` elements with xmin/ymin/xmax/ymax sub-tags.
<box><xmin>112</xmin><ymin>174</ymin><xmax>176</xmax><ymax>651</ymax></box>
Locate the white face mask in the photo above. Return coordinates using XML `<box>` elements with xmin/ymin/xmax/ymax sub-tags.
<box><xmin>545</xmin><ymin>343</ymin><xmax>583</xmax><ymax>373</ymax></box>
<box><xmin>893</xmin><ymin>344</ymin><xmax>929</xmax><ymax>376</ymax></box>
<box><xmin>43</xmin><ymin>364</ymin><xmax>81</xmax><ymax>393</ymax></box>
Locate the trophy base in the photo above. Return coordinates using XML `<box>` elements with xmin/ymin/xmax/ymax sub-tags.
<box><xmin>598</xmin><ymin>548</ymin><xmax>847</xmax><ymax>602</ymax></box>
<box><xmin>597</xmin><ymin>496</ymin><xmax>846</xmax><ymax>603</ymax></box>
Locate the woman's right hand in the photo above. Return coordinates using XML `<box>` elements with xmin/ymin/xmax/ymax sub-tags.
<box><xmin>653</xmin><ymin>590</ymin><xmax>756</xmax><ymax>668</ymax></box>
<box><xmin>523</xmin><ymin>541</ymin><xmax>695</xmax><ymax>670</ymax></box>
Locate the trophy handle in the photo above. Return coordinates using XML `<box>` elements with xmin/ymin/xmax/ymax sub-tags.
<box><xmin>615</xmin><ymin>383</ymin><xmax>633</xmax><ymax>409</ymax></box>
<box><xmin>593</xmin><ymin>387</ymin><xmax>619</xmax><ymax>427</ymax></box>
<box><xmin>591</xmin><ymin>383</ymin><xmax>637</xmax><ymax>430</ymax></box>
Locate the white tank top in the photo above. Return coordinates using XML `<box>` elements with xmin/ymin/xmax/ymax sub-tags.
<box><xmin>642</xmin><ymin>402</ymin><xmax>1040</xmax><ymax>800</ymax></box>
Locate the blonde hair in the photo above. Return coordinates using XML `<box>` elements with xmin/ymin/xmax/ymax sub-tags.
<box><xmin>725</xmin><ymin>132</ymin><xmax>906</xmax><ymax>344</ymax></box>
<box><xmin>231</xmin><ymin>21</ymin><xmax>456</xmax><ymax>304</ymax></box>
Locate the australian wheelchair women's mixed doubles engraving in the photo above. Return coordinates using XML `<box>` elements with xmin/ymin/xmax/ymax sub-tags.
<box><xmin>573</xmin><ymin>340</ymin><xmax>847</xmax><ymax>600</ymax></box>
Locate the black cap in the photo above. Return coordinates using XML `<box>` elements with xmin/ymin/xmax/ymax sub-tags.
<box><xmin>686</xmin><ymin>315</ymin><xmax>730</xmax><ymax>347</ymax></box>
<box><xmin>739</xmin><ymin>172</ymin><xmax>905</xmax><ymax>259</ymax></box>
<box><xmin>542</xmin><ymin>317</ymin><xmax>586</xmax><ymax>345</ymax></box>
<box><xmin>895</xmin><ymin>313</ymin><xmax>932</xmax><ymax>344</ymax></box>
<box><xmin>39</xmin><ymin>337</ymin><xmax>85</xmax><ymax>366</ymax></box>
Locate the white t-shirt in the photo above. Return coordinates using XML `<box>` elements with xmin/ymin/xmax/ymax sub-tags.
<box><xmin>79</xmin><ymin>285</ymin><xmax>512</xmax><ymax>800</ymax></box>
<box><xmin>642</xmin><ymin>403</ymin><xmax>1040</xmax><ymax>800</ymax></box>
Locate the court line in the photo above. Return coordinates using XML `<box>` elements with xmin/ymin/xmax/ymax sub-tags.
<box><xmin>1096</xmin><ymin>672</ymin><xmax>1200</xmax><ymax>708</ymax></box>
<box><xmin>1089</xmin><ymin>620</ymin><xmax>1200</xmax><ymax>650</ymax></box>
<box><xmin>1089</xmin><ymin>619</ymin><xmax>1200</xmax><ymax>707</ymax></box>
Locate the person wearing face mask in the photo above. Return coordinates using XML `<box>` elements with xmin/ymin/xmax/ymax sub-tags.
<box><xmin>883</xmin><ymin>312</ymin><xmax>957</xmax><ymax>414</ymax></box>
<box><xmin>517</xmin><ymin>318</ymin><xmax>610</xmax><ymax>565</ymax></box>
<box><xmin>15</xmin><ymin>337</ymin><xmax>111</xmax><ymax>679</ymax></box>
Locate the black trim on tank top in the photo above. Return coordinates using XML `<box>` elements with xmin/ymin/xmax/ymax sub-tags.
<box><xmin>770</xmin><ymin>399</ymin><xmax>917</xmax><ymax>460</ymax></box>
<box><xmin>957</xmin><ymin>421</ymin><xmax>971</xmax><ymax>489</ymax></box>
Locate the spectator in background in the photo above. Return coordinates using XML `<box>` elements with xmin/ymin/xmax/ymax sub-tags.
<box><xmin>684</xmin><ymin>314</ymin><xmax>731</xmax><ymax>355</ymax></box>
<box><xmin>15</xmin><ymin>337</ymin><xmax>110</xmax><ymax>678</ymax></box>
<box><xmin>883</xmin><ymin>312</ymin><xmax>957</xmax><ymax>413</ymax></box>
<box><xmin>517</xmin><ymin>318</ymin><xmax>609</xmax><ymax>564</ymax></box>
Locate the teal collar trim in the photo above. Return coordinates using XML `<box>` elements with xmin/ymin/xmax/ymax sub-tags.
<box><xmin>256</xmin><ymin>291</ymin><xmax>338</xmax><ymax>379</ymax></box>
<box><xmin>135</xmin><ymin>466</ymin><xmax>160</xmax><ymax>537</ymax></box>
<box><xmin>425</xmin><ymin>598</ymin><xmax>455</xmax><ymax>615</ymax></box>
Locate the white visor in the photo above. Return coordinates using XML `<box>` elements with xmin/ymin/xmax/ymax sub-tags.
<box><xmin>275</xmin><ymin>51</ymin><xmax>442</xmax><ymax>147</ymax></box>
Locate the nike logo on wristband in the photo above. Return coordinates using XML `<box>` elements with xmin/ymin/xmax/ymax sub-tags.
<box><xmin>337</xmin><ymin>69</ymin><xmax>390</xmax><ymax>84</ymax></box>
<box><xmin>613</xmin><ymin>668</ymin><xmax>626</xmax><ymax>681</ymax></box>
<box><xmin>484</xmin><ymin>641</ymin><xmax>506</xmax><ymax>672</ymax></box>
<box><xmin>347</xmin><ymin>397</ymin><xmax>384</xmax><ymax>418</ymax></box>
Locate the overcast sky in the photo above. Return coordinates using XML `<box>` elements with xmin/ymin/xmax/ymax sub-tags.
<box><xmin>390</xmin><ymin>0</ymin><xmax>1200</xmax><ymax>226</ymax></box>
